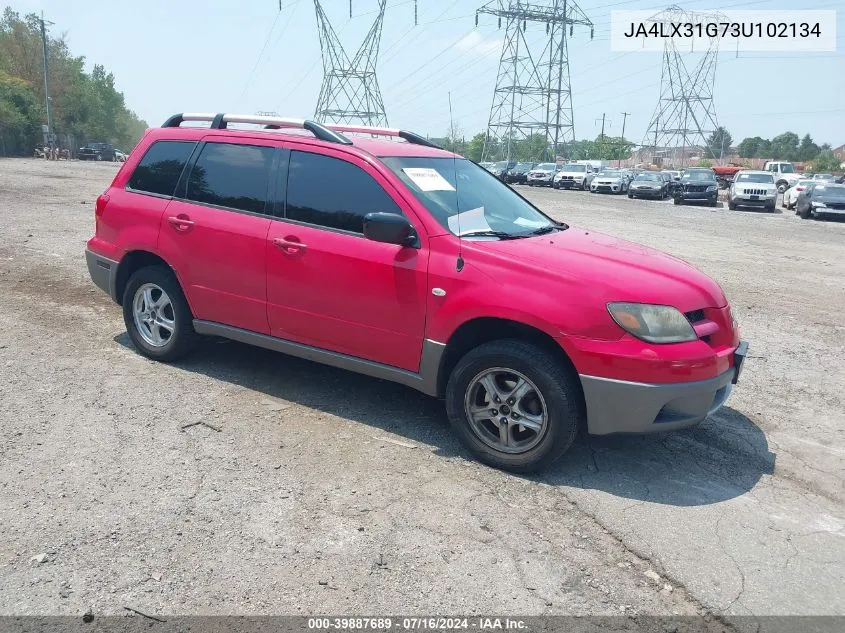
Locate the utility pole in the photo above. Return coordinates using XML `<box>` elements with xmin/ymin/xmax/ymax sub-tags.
<box><xmin>39</xmin><ymin>13</ymin><xmax>54</xmax><ymax>150</ymax></box>
<box><xmin>596</xmin><ymin>113</ymin><xmax>608</xmax><ymax>162</ymax></box>
<box><xmin>618</xmin><ymin>111</ymin><xmax>630</xmax><ymax>167</ymax></box>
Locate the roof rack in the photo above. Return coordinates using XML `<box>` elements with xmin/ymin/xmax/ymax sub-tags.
<box><xmin>161</xmin><ymin>113</ymin><xmax>353</xmax><ymax>145</ymax></box>
<box><xmin>325</xmin><ymin>124</ymin><xmax>443</xmax><ymax>149</ymax></box>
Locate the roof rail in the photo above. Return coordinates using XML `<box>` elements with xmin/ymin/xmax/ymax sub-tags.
<box><xmin>325</xmin><ymin>124</ymin><xmax>443</xmax><ymax>150</ymax></box>
<box><xmin>161</xmin><ymin>113</ymin><xmax>353</xmax><ymax>145</ymax></box>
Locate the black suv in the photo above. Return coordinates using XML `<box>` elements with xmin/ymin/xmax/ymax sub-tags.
<box><xmin>505</xmin><ymin>162</ymin><xmax>536</xmax><ymax>184</ymax></box>
<box><xmin>673</xmin><ymin>169</ymin><xmax>719</xmax><ymax>206</ymax></box>
<box><xmin>78</xmin><ymin>142</ymin><xmax>118</xmax><ymax>161</ymax></box>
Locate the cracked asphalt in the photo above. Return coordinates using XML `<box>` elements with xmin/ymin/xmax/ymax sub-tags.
<box><xmin>0</xmin><ymin>159</ymin><xmax>843</xmax><ymax>617</ymax></box>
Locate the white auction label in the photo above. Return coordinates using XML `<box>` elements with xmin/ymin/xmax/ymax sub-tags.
<box><xmin>402</xmin><ymin>167</ymin><xmax>456</xmax><ymax>192</ymax></box>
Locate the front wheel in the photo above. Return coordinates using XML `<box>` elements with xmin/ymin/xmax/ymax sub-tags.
<box><xmin>122</xmin><ymin>265</ymin><xmax>198</xmax><ymax>362</ymax></box>
<box><xmin>728</xmin><ymin>200</ymin><xmax>737</xmax><ymax>210</ymax></box>
<box><xmin>445</xmin><ymin>340</ymin><xmax>583</xmax><ymax>473</ymax></box>
<box><xmin>673</xmin><ymin>197</ymin><xmax>682</xmax><ymax>205</ymax></box>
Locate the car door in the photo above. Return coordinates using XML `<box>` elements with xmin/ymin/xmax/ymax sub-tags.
<box><xmin>266</xmin><ymin>146</ymin><xmax>428</xmax><ymax>372</ymax></box>
<box><xmin>157</xmin><ymin>137</ymin><xmax>279</xmax><ymax>334</ymax></box>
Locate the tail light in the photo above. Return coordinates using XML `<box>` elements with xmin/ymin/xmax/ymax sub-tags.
<box><xmin>95</xmin><ymin>193</ymin><xmax>110</xmax><ymax>218</ymax></box>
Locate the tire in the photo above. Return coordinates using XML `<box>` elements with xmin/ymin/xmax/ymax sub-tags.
<box><xmin>798</xmin><ymin>206</ymin><xmax>811</xmax><ymax>219</ymax></box>
<box><xmin>627</xmin><ymin>192</ymin><xmax>633</xmax><ymax>199</ymax></box>
<box><xmin>728</xmin><ymin>200</ymin><xmax>737</xmax><ymax>210</ymax></box>
<box><xmin>766</xmin><ymin>203</ymin><xmax>776</xmax><ymax>213</ymax></box>
<box><xmin>673</xmin><ymin>197</ymin><xmax>682</xmax><ymax>205</ymax></box>
<box><xmin>445</xmin><ymin>340</ymin><xmax>583</xmax><ymax>473</ymax></box>
<box><xmin>95</xmin><ymin>153</ymin><xmax>103</xmax><ymax>161</ymax></box>
<box><xmin>122</xmin><ymin>265</ymin><xmax>198</xmax><ymax>362</ymax></box>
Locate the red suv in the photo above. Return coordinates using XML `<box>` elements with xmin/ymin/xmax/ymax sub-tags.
<box><xmin>85</xmin><ymin>113</ymin><xmax>748</xmax><ymax>472</ymax></box>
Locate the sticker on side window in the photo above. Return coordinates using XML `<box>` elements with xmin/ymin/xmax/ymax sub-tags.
<box><xmin>402</xmin><ymin>168</ymin><xmax>456</xmax><ymax>192</ymax></box>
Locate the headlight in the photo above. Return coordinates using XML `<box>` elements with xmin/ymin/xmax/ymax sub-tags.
<box><xmin>812</xmin><ymin>201</ymin><xmax>827</xmax><ymax>208</ymax></box>
<box><xmin>706</xmin><ymin>185</ymin><xmax>717</xmax><ymax>192</ymax></box>
<box><xmin>607</xmin><ymin>302</ymin><xmax>697</xmax><ymax>344</ymax></box>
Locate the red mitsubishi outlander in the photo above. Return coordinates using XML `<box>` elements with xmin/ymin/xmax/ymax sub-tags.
<box><xmin>85</xmin><ymin>113</ymin><xmax>747</xmax><ymax>472</ymax></box>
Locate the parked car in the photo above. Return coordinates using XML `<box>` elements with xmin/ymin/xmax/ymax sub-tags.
<box><xmin>83</xmin><ymin>112</ymin><xmax>747</xmax><ymax>472</ymax></box>
<box><xmin>590</xmin><ymin>170</ymin><xmax>629</xmax><ymax>194</ymax></box>
<box><xmin>78</xmin><ymin>142</ymin><xmax>118</xmax><ymax>161</ymax></box>
<box><xmin>526</xmin><ymin>162</ymin><xmax>558</xmax><ymax>187</ymax></box>
<box><xmin>628</xmin><ymin>172</ymin><xmax>669</xmax><ymax>199</ymax></box>
<box><xmin>812</xmin><ymin>173</ymin><xmax>836</xmax><ymax>182</ymax></box>
<box><xmin>661</xmin><ymin>170</ymin><xmax>681</xmax><ymax>182</ymax></box>
<box><xmin>782</xmin><ymin>179</ymin><xmax>815</xmax><ymax>210</ymax></box>
<box><xmin>673</xmin><ymin>169</ymin><xmax>719</xmax><ymax>206</ymax></box>
<box><xmin>480</xmin><ymin>162</ymin><xmax>495</xmax><ymax>171</ymax></box>
<box><xmin>504</xmin><ymin>162</ymin><xmax>536</xmax><ymax>184</ymax></box>
<box><xmin>796</xmin><ymin>183</ymin><xmax>845</xmax><ymax>219</ymax></box>
<box><xmin>488</xmin><ymin>160</ymin><xmax>516</xmax><ymax>181</ymax></box>
<box><xmin>114</xmin><ymin>150</ymin><xmax>128</xmax><ymax>162</ymax></box>
<box><xmin>553</xmin><ymin>163</ymin><xmax>592</xmax><ymax>190</ymax></box>
<box><xmin>728</xmin><ymin>170</ymin><xmax>778</xmax><ymax>211</ymax></box>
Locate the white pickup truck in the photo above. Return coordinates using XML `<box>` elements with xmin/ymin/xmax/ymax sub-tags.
<box><xmin>763</xmin><ymin>161</ymin><xmax>802</xmax><ymax>193</ymax></box>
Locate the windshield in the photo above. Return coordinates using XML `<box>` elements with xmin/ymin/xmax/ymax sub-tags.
<box><xmin>494</xmin><ymin>161</ymin><xmax>509</xmax><ymax>169</ymax></box>
<box><xmin>597</xmin><ymin>171</ymin><xmax>621</xmax><ymax>178</ymax></box>
<box><xmin>682</xmin><ymin>171</ymin><xmax>716</xmax><ymax>182</ymax></box>
<box><xmin>562</xmin><ymin>164</ymin><xmax>586</xmax><ymax>172</ymax></box>
<box><xmin>737</xmin><ymin>173</ymin><xmax>775</xmax><ymax>184</ymax></box>
<box><xmin>774</xmin><ymin>163</ymin><xmax>794</xmax><ymax>173</ymax></box>
<box><xmin>515</xmin><ymin>163</ymin><xmax>534</xmax><ymax>171</ymax></box>
<box><xmin>535</xmin><ymin>163</ymin><xmax>556</xmax><ymax>171</ymax></box>
<box><xmin>814</xmin><ymin>184</ymin><xmax>845</xmax><ymax>199</ymax></box>
<box><xmin>383</xmin><ymin>157</ymin><xmax>560</xmax><ymax>239</ymax></box>
<box><xmin>635</xmin><ymin>173</ymin><xmax>661</xmax><ymax>181</ymax></box>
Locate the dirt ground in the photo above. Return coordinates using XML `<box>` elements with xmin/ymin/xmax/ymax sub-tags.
<box><xmin>0</xmin><ymin>158</ymin><xmax>843</xmax><ymax>618</ymax></box>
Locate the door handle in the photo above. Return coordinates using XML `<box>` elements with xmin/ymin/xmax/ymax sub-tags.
<box><xmin>167</xmin><ymin>215</ymin><xmax>195</xmax><ymax>231</ymax></box>
<box><xmin>273</xmin><ymin>237</ymin><xmax>307</xmax><ymax>254</ymax></box>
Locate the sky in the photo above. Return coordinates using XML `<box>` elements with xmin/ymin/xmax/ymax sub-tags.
<box><xmin>7</xmin><ymin>0</ymin><xmax>845</xmax><ymax>148</ymax></box>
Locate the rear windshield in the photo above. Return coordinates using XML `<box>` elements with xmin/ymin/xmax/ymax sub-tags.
<box><xmin>736</xmin><ymin>173</ymin><xmax>775</xmax><ymax>184</ymax></box>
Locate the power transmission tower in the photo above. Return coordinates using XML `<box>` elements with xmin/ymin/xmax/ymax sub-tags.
<box><xmin>313</xmin><ymin>0</ymin><xmax>389</xmax><ymax>126</ymax></box>
<box><xmin>642</xmin><ymin>5</ymin><xmax>724</xmax><ymax>167</ymax></box>
<box><xmin>476</xmin><ymin>0</ymin><xmax>593</xmax><ymax>162</ymax></box>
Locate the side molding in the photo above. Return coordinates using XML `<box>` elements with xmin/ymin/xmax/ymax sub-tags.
<box><xmin>193</xmin><ymin>320</ymin><xmax>445</xmax><ymax>397</ymax></box>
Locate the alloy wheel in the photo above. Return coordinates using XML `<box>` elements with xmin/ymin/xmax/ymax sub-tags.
<box><xmin>132</xmin><ymin>283</ymin><xmax>175</xmax><ymax>347</ymax></box>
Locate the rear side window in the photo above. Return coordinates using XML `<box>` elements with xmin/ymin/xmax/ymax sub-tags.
<box><xmin>286</xmin><ymin>151</ymin><xmax>401</xmax><ymax>233</ymax></box>
<box><xmin>185</xmin><ymin>142</ymin><xmax>276</xmax><ymax>214</ymax></box>
<box><xmin>127</xmin><ymin>141</ymin><xmax>196</xmax><ymax>197</ymax></box>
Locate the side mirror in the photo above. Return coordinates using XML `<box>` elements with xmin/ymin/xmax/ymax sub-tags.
<box><xmin>363</xmin><ymin>212</ymin><xmax>419</xmax><ymax>247</ymax></box>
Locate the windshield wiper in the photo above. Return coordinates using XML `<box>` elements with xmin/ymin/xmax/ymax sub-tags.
<box><xmin>528</xmin><ymin>224</ymin><xmax>567</xmax><ymax>236</ymax></box>
<box><xmin>459</xmin><ymin>230</ymin><xmax>523</xmax><ymax>240</ymax></box>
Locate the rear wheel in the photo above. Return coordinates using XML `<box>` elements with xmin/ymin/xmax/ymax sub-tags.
<box><xmin>445</xmin><ymin>340</ymin><xmax>583</xmax><ymax>473</ymax></box>
<box><xmin>122</xmin><ymin>265</ymin><xmax>198</xmax><ymax>362</ymax></box>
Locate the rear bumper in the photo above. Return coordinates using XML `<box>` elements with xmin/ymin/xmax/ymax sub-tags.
<box><xmin>579</xmin><ymin>341</ymin><xmax>747</xmax><ymax>435</ymax></box>
<box><xmin>85</xmin><ymin>249</ymin><xmax>119</xmax><ymax>302</ymax></box>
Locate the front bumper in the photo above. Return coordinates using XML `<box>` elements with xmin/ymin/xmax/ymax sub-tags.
<box><xmin>678</xmin><ymin>191</ymin><xmax>718</xmax><ymax>202</ymax></box>
<box><xmin>527</xmin><ymin>176</ymin><xmax>553</xmax><ymax>185</ymax></box>
<box><xmin>732</xmin><ymin>195</ymin><xmax>776</xmax><ymax>207</ymax></box>
<box><xmin>579</xmin><ymin>341</ymin><xmax>747</xmax><ymax>435</ymax></box>
<box><xmin>631</xmin><ymin>187</ymin><xmax>663</xmax><ymax>197</ymax></box>
<box><xmin>593</xmin><ymin>183</ymin><xmax>622</xmax><ymax>193</ymax></box>
<box><xmin>85</xmin><ymin>249</ymin><xmax>119</xmax><ymax>302</ymax></box>
<box><xmin>555</xmin><ymin>178</ymin><xmax>584</xmax><ymax>189</ymax></box>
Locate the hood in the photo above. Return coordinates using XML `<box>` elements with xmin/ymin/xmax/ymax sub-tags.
<box><xmin>529</xmin><ymin>169</ymin><xmax>554</xmax><ymax>175</ymax></box>
<box><xmin>474</xmin><ymin>228</ymin><xmax>727</xmax><ymax>312</ymax></box>
<box><xmin>633</xmin><ymin>180</ymin><xmax>662</xmax><ymax>187</ymax></box>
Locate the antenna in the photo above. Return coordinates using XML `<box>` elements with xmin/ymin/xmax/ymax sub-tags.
<box><xmin>449</xmin><ymin>91</ymin><xmax>464</xmax><ymax>272</ymax></box>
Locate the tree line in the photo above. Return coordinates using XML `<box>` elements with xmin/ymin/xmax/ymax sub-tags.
<box><xmin>442</xmin><ymin>131</ymin><xmax>635</xmax><ymax>163</ymax></box>
<box><xmin>0</xmin><ymin>7</ymin><xmax>148</xmax><ymax>156</ymax></box>
<box><xmin>440</xmin><ymin>126</ymin><xmax>840</xmax><ymax>172</ymax></box>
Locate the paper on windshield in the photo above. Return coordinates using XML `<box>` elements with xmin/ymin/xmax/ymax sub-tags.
<box><xmin>513</xmin><ymin>217</ymin><xmax>547</xmax><ymax>228</ymax></box>
<box><xmin>448</xmin><ymin>207</ymin><xmax>490</xmax><ymax>235</ymax></box>
<box><xmin>402</xmin><ymin>167</ymin><xmax>456</xmax><ymax>192</ymax></box>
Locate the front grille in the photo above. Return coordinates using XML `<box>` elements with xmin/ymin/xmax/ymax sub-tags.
<box><xmin>685</xmin><ymin>309</ymin><xmax>706</xmax><ymax>323</ymax></box>
<box><xmin>826</xmin><ymin>202</ymin><xmax>845</xmax><ymax>210</ymax></box>
<box><xmin>742</xmin><ymin>188</ymin><xmax>766</xmax><ymax>195</ymax></box>
<box><xmin>684</xmin><ymin>185</ymin><xmax>709</xmax><ymax>193</ymax></box>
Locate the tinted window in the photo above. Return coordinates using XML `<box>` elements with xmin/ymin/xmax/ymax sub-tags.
<box><xmin>286</xmin><ymin>151</ymin><xmax>401</xmax><ymax>233</ymax></box>
<box><xmin>185</xmin><ymin>142</ymin><xmax>275</xmax><ymax>214</ymax></box>
<box><xmin>128</xmin><ymin>141</ymin><xmax>196</xmax><ymax>196</ymax></box>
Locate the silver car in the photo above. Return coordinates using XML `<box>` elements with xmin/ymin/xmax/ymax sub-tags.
<box><xmin>590</xmin><ymin>170</ymin><xmax>629</xmax><ymax>194</ymax></box>
<box><xmin>526</xmin><ymin>163</ymin><xmax>558</xmax><ymax>187</ymax></box>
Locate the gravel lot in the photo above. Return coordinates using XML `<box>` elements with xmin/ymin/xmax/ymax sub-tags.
<box><xmin>0</xmin><ymin>158</ymin><xmax>843</xmax><ymax>618</ymax></box>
